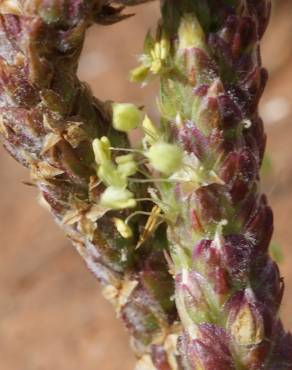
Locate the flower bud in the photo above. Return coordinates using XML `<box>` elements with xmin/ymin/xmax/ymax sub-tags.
<box><xmin>243</xmin><ymin>195</ymin><xmax>273</xmax><ymax>254</ymax></box>
<box><xmin>100</xmin><ymin>186</ymin><xmax>136</xmax><ymax>210</ymax></box>
<box><xmin>195</xmin><ymin>184</ymin><xmax>224</xmax><ymax>224</ymax></box>
<box><xmin>180</xmin><ymin>324</ymin><xmax>235</xmax><ymax>370</ymax></box>
<box><xmin>226</xmin><ymin>289</ymin><xmax>264</xmax><ymax>346</ymax></box>
<box><xmin>176</xmin><ymin>270</ymin><xmax>212</xmax><ymax>326</ymax></box>
<box><xmin>255</xmin><ymin>259</ymin><xmax>284</xmax><ymax>316</ymax></box>
<box><xmin>146</xmin><ymin>142</ymin><xmax>183</xmax><ymax>175</ymax></box>
<box><xmin>193</xmin><ymin>239</ymin><xmax>230</xmax><ymax>301</ymax></box>
<box><xmin>218</xmin><ymin>95</ymin><xmax>242</xmax><ymax>129</ymax></box>
<box><xmin>221</xmin><ymin>234</ymin><xmax>253</xmax><ymax>284</ymax></box>
<box><xmin>112</xmin><ymin>103</ymin><xmax>143</xmax><ymax>132</ymax></box>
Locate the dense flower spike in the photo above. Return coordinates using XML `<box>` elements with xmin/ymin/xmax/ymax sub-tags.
<box><xmin>148</xmin><ymin>0</ymin><xmax>292</xmax><ymax>369</ymax></box>
<box><xmin>0</xmin><ymin>2</ymin><xmax>181</xmax><ymax>368</ymax></box>
<box><xmin>2</xmin><ymin>1</ymin><xmax>292</xmax><ymax>369</ymax></box>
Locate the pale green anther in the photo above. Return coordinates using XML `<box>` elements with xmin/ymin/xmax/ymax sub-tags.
<box><xmin>118</xmin><ymin>162</ymin><xmax>138</xmax><ymax>177</ymax></box>
<box><xmin>146</xmin><ymin>142</ymin><xmax>183</xmax><ymax>175</ymax></box>
<box><xmin>115</xmin><ymin>154</ymin><xmax>138</xmax><ymax>177</ymax></box>
<box><xmin>92</xmin><ymin>137</ymin><xmax>111</xmax><ymax>165</ymax></box>
<box><xmin>112</xmin><ymin>103</ymin><xmax>143</xmax><ymax>132</ymax></box>
<box><xmin>142</xmin><ymin>115</ymin><xmax>161</xmax><ymax>145</ymax></box>
<box><xmin>130</xmin><ymin>31</ymin><xmax>170</xmax><ymax>83</ymax></box>
<box><xmin>178</xmin><ymin>14</ymin><xmax>205</xmax><ymax>50</ymax></box>
<box><xmin>98</xmin><ymin>163</ymin><xmax>127</xmax><ymax>188</ymax></box>
<box><xmin>100</xmin><ymin>186</ymin><xmax>137</xmax><ymax>210</ymax></box>
<box><xmin>113</xmin><ymin>217</ymin><xmax>133</xmax><ymax>239</ymax></box>
<box><xmin>115</xmin><ymin>154</ymin><xmax>135</xmax><ymax>164</ymax></box>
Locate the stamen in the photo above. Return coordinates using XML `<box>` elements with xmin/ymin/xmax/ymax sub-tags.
<box><xmin>128</xmin><ymin>178</ymin><xmax>174</xmax><ymax>183</ymax></box>
<box><xmin>125</xmin><ymin>210</ymin><xmax>166</xmax><ymax>225</ymax></box>
<box><xmin>110</xmin><ymin>147</ymin><xmax>143</xmax><ymax>154</ymax></box>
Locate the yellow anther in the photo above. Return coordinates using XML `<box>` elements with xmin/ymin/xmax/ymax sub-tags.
<box><xmin>113</xmin><ymin>218</ymin><xmax>133</xmax><ymax>239</ymax></box>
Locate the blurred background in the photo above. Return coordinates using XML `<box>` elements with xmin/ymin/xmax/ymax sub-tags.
<box><xmin>0</xmin><ymin>1</ymin><xmax>292</xmax><ymax>369</ymax></box>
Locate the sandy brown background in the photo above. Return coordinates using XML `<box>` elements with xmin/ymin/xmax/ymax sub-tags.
<box><xmin>0</xmin><ymin>2</ymin><xmax>292</xmax><ymax>369</ymax></box>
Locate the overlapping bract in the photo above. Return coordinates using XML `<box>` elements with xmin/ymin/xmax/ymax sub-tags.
<box><xmin>155</xmin><ymin>1</ymin><xmax>292</xmax><ymax>369</ymax></box>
